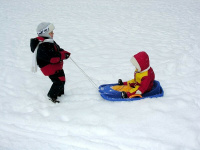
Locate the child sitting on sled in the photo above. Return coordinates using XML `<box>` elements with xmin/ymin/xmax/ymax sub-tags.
<box><xmin>116</xmin><ymin>51</ymin><xmax>155</xmax><ymax>98</ymax></box>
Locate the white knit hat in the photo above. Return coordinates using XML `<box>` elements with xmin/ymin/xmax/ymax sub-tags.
<box><xmin>36</xmin><ymin>22</ymin><xmax>55</xmax><ymax>38</ymax></box>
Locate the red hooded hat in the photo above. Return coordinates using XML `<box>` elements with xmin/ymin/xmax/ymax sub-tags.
<box><xmin>130</xmin><ymin>51</ymin><xmax>150</xmax><ymax>72</ymax></box>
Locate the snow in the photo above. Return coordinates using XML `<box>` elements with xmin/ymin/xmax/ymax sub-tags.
<box><xmin>0</xmin><ymin>0</ymin><xmax>200</xmax><ymax>149</ymax></box>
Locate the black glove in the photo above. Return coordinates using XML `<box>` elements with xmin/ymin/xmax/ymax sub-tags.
<box><xmin>65</xmin><ymin>53</ymin><xmax>70</xmax><ymax>59</ymax></box>
<box><xmin>118</xmin><ymin>79</ymin><xmax>123</xmax><ymax>85</ymax></box>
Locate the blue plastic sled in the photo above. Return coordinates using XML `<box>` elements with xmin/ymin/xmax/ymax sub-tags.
<box><xmin>99</xmin><ymin>80</ymin><xmax>164</xmax><ymax>101</ymax></box>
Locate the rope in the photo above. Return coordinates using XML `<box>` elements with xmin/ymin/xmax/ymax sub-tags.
<box><xmin>70</xmin><ymin>57</ymin><xmax>99</xmax><ymax>90</ymax></box>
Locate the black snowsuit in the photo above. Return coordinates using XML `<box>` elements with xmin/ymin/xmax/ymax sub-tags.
<box><xmin>30</xmin><ymin>37</ymin><xmax>71</xmax><ymax>99</ymax></box>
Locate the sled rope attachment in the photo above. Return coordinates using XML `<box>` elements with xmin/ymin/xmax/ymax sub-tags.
<box><xmin>70</xmin><ymin>57</ymin><xmax>98</xmax><ymax>89</ymax></box>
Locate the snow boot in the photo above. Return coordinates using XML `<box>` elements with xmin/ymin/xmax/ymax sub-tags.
<box><xmin>48</xmin><ymin>94</ymin><xmax>60</xmax><ymax>103</ymax></box>
<box><xmin>118</xmin><ymin>79</ymin><xmax>123</xmax><ymax>85</ymax></box>
<box><xmin>122</xmin><ymin>91</ymin><xmax>128</xmax><ymax>98</ymax></box>
<box><xmin>49</xmin><ymin>97</ymin><xmax>60</xmax><ymax>103</ymax></box>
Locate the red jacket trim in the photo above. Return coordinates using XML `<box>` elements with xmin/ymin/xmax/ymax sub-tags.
<box><xmin>58</xmin><ymin>76</ymin><xmax>66</xmax><ymax>81</ymax></box>
<box><xmin>41</xmin><ymin>62</ymin><xmax>63</xmax><ymax>76</ymax></box>
<box><xmin>50</xmin><ymin>57</ymin><xmax>60</xmax><ymax>63</ymax></box>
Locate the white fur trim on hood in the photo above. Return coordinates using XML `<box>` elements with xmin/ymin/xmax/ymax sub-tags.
<box><xmin>130</xmin><ymin>56</ymin><xmax>141</xmax><ymax>72</ymax></box>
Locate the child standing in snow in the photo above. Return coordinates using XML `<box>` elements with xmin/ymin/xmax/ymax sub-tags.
<box><xmin>30</xmin><ymin>22</ymin><xmax>71</xmax><ymax>103</ymax></box>
<box><xmin>119</xmin><ymin>51</ymin><xmax>155</xmax><ymax>98</ymax></box>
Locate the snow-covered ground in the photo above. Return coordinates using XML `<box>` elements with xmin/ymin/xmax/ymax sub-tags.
<box><xmin>0</xmin><ymin>0</ymin><xmax>200</xmax><ymax>149</ymax></box>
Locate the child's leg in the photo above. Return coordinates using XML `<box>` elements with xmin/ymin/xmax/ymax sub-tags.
<box><xmin>48</xmin><ymin>70</ymin><xmax>65</xmax><ymax>99</ymax></box>
<box><xmin>57</xmin><ymin>70</ymin><xmax>65</xmax><ymax>96</ymax></box>
<box><xmin>126</xmin><ymin>85</ymin><xmax>140</xmax><ymax>98</ymax></box>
